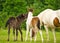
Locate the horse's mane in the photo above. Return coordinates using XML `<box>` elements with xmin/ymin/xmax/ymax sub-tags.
<box><xmin>9</xmin><ymin>17</ymin><xmax>15</xmax><ymax>20</ymax></box>
<box><xmin>17</xmin><ymin>14</ymin><xmax>24</xmax><ymax>18</ymax></box>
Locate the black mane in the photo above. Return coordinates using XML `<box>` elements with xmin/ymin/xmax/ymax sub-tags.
<box><xmin>17</xmin><ymin>14</ymin><xmax>24</xmax><ymax>18</ymax></box>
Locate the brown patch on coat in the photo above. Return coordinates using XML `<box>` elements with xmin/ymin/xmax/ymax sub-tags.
<box><xmin>32</xmin><ymin>29</ymin><xmax>35</xmax><ymax>37</ymax></box>
<box><xmin>31</xmin><ymin>17</ymin><xmax>40</xmax><ymax>28</ymax></box>
<box><xmin>31</xmin><ymin>17</ymin><xmax>40</xmax><ymax>37</ymax></box>
<box><xmin>53</xmin><ymin>17</ymin><xmax>60</xmax><ymax>27</ymax></box>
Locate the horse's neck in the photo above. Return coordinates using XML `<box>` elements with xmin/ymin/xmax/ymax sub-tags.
<box><xmin>26</xmin><ymin>12</ymin><xmax>33</xmax><ymax>24</ymax></box>
<box><xmin>27</xmin><ymin>12</ymin><xmax>33</xmax><ymax>19</ymax></box>
<box><xmin>17</xmin><ymin>17</ymin><xmax>24</xmax><ymax>23</ymax></box>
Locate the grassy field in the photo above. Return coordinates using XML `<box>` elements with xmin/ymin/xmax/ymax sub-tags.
<box><xmin>0</xmin><ymin>29</ymin><xmax>60</xmax><ymax>43</ymax></box>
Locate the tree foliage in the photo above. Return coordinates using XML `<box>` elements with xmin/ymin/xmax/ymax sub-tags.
<box><xmin>0</xmin><ymin>0</ymin><xmax>60</xmax><ymax>29</ymax></box>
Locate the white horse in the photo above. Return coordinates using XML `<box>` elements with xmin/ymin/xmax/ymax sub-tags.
<box><xmin>25</xmin><ymin>9</ymin><xmax>43</xmax><ymax>42</ymax></box>
<box><xmin>38</xmin><ymin>9</ymin><xmax>60</xmax><ymax>43</ymax></box>
<box><xmin>25</xmin><ymin>9</ymin><xmax>33</xmax><ymax>41</ymax></box>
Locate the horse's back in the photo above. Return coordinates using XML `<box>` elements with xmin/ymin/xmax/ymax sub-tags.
<box><xmin>38</xmin><ymin>9</ymin><xmax>53</xmax><ymax>17</ymax></box>
<box><xmin>38</xmin><ymin>9</ymin><xmax>58</xmax><ymax>27</ymax></box>
<box><xmin>5</xmin><ymin>17</ymin><xmax>15</xmax><ymax>27</ymax></box>
<box><xmin>31</xmin><ymin>17</ymin><xmax>40</xmax><ymax>29</ymax></box>
<box><xmin>38</xmin><ymin>9</ymin><xmax>54</xmax><ymax>25</ymax></box>
<box><xmin>43</xmin><ymin>11</ymin><xmax>57</xmax><ymax>26</ymax></box>
<box><xmin>31</xmin><ymin>17</ymin><xmax>39</xmax><ymax>26</ymax></box>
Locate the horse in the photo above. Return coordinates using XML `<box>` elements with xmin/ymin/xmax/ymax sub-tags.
<box><xmin>5</xmin><ymin>14</ymin><xmax>28</xmax><ymax>41</ymax></box>
<box><xmin>30</xmin><ymin>16</ymin><xmax>43</xmax><ymax>42</ymax></box>
<box><xmin>25</xmin><ymin>8</ymin><xmax>43</xmax><ymax>42</ymax></box>
<box><xmin>38</xmin><ymin>9</ymin><xmax>60</xmax><ymax>43</ymax></box>
<box><xmin>25</xmin><ymin>8</ymin><xmax>33</xmax><ymax>41</ymax></box>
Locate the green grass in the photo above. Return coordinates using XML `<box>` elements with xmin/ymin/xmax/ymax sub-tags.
<box><xmin>0</xmin><ymin>29</ymin><xmax>60</xmax><ymax>43</ymax></box>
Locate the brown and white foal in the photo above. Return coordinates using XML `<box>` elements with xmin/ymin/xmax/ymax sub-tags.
<box><xmin>30</xmin><ymin>17</ymin><xmax>43</xmax><ymax>42</ymax></box>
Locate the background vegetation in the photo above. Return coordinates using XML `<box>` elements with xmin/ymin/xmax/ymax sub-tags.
<box><xmin>0</xmin><ymin>29</ymin><xmax>60</xmax><ymax>43</ymax></box>
<box><xmin>0</xmin><ymin>0</ymin><xmax>60</xmax><ymax>43</ymax></box>
<box><xmin>0</xmin><ymin>0</ymin><xmax>60</xmax><ymax>30</ymax></box>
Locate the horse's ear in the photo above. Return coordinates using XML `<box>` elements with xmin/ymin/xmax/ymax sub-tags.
<box><xmin>27</xmin><ymin>8</ymin><xmax>33</xmax><ymax>12</ymax></box>
<box><xmin>29</xmin><ymin>8</ymin><xmax>33</xmax><ymax>12</ymax></box>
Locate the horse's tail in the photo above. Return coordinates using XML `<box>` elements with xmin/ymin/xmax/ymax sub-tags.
<box><xmin>5</xmin><ymin>20</ymin><xmax>9</xmax><ymax>27</ymax></box>
<box><xmin>37</xmin><ymin>19</ymin><xmax>40</xmax><ymax>30</ymax></box>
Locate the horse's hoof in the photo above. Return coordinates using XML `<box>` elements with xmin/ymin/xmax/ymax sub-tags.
<box><xmin>14</xmin><ymin>40</ymin><xmax>17</xmax><ymax>41</ymax></box>
<box><xmin>47</xmin><ymin>39</ymin><xmax>50</xmax><ymax>41</ymax></box>
<box><xmin>21</xmin><ymin>40</ymin><xmax>23</xmax><ymax>41</ymax></box>
<box><xmin>21</xmin><ymin>38</ymin><xmax>23</xmax><ymax>41</ymax></box>
<box><xmin>21</xmin><ymin>39</ymin><xmax>23</xmax><ymax>41</ymax></box>
<box><xmin>42</xmin><ymin>39</ymin><xmax>44</xmax><ymax>43</ymax></box>
<box><xmin>7</xmin><ymin>39</ymin><xmax>9</xmax><ymax>41</ymax></box>
<box><xmin>25</xmin><ymin>39</ymin><xmax>27</xmax><ymax>42</ymax></box>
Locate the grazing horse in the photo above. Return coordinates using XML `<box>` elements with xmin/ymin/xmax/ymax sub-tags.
<box><xmin>38</xmin><ymin>9</ymin><xmax>60</xmax><ymax>43</ymax></box>
<box><xmin>5</xmin><ymin>14</ymin><xmax>28</xmax><ymax>41</ymax></box>
<box><xmin>25</xmin><ymin>9</ymin><xmax>43</xmax><ymax>42</ymax></box>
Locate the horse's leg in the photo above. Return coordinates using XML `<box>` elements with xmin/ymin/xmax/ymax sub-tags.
<box><xmin>16</xmin><ymin>28</ymin><xmax>18</xmax><ymax>41</ymax></box>
<box><xmin>33</xmin><ymin>27</ymin><xmax>37</xmax><ymax>42</ymax></box>
<box><xmin>18</xmin><ymin>27</ymin><xmax>23</xmax><ymax>41</ymax></box>
<box><xmin>25</xmin><ymin>24</ymin><xmax>29</xmax><ymax>41</ymax></box>
<box><xmin>34</xmin><ymin>31</ymin><xmax>37</xmax><ymax>42</ymax></box>
<box><xmin>44</xmin><ymin>25</ymin><xmax>49</xmax><ymax>41</ymax></box>
<box><xmin>8</xmin><ymin>26</ymin><xmax>10</xmax><ymax>41</ymax></box>
<box><xmin>30</xmin><ymin>29</ymin><xmax>32</xmax><ymax>41</ymax></box>
<box><xmin>13</xmin><ymin>28</ymin><xmax>15</xmax><ymax>41</ymax></box>
<box><xmin>39</xmin><ymin>29</ymin><xmax>43</xmax><ymax>43</ymax></box>
<box><xmin>52</xmin><ymin>28</ymin><xmax>56</xmax><ymax>43</ymax></box>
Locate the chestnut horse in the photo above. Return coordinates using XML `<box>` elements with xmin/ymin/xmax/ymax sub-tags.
<box><xmin>38</xmin><ymin>9</ymin><xmax>60</xmax><ymax>43</ymax></box>
<box><xmin>30</xmin><ymin>17</ymin><xmax>43</xmax><ymax>42</ymax></box>
<box><xmin>5</xmin><ymin>14</ymin><xmax>28</xmax><ymax>41</ymax></box>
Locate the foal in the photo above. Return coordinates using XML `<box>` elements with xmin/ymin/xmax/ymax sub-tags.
<box><xmin>25</xmin><ymin>9</ymin><xmax>33</xmax><ymax>41</ymax></box>
<box><xmin>25</xmin><ymin>9</ymin><xmax>43</xmax><ymax>42</ymax></box>
<box><xmin>5</xmin><ymin>14</ymin><xmax>28</xmax><ymax>41</ymax></box>
<box><xmin>30</xmin><ymin>17</ymin><xmax>43</xmax><ymax>42</ymax></box>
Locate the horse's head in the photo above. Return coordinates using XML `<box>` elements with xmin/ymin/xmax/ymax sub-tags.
<box><xmin>17</xmin><ymin>14</ymin><xmax>28</xmax><ymax>20</ymax></box>
<box><xmin>21</xmin><ymin>14</ymin><xmax>28</xmax><ymax>19</ymax></box>
<box><xmin>29</xmin><ymin>8</ymin><xmax>33</xmax><ymax>12</ymax></box>
<box><xmin>24</xmin><ymin>13</ymin><xmax>28</xmax><ymax>18</ymax></box>
<box><xmin>27</xmin><ymin>8</ymin><xmax>33</xmax><ymax>12</ymax></box>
